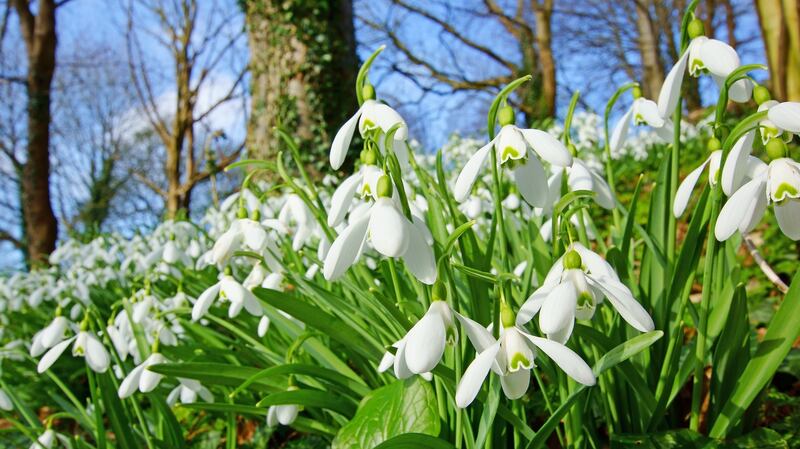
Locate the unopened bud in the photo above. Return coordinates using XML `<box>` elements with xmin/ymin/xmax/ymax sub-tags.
<box><xmin>360</xmin><ymin>147</ymin><xmax>378</xmax><ymax>165</ymax></box>
<box><xmin>563</xmin><ymin>250</ymin><xmax>582</xmax><ymax>270</ymax></box>
<box><xmin>707</xmin><ymin>137</ymin><xmax>721</xmax><ymax>152</ymax></box>
<box><xmin>753</xmin><ymin>85</ymin><xmax>771</xmax><ymax>105</ymax></box>
<box><xmin>432</xmin><ymin>280</ymin><xmax>447</xmax><ymax>302</ymax></box>
<box><xmin>632</xmin><ymin>86</ymin><xmax>642</xmax><ymax>99</ymax></box>
<box><xmin>498</xmin><ymin>106</ymin><xmax>515</xmax><ymax>127</ymax></box>
<box><xmin>500</xmin><ymin>301</ymin><xmax>516</xmax><ymax>328</ymax></box>
<box><xmin>766</xmin><ymin>138</ymin><xmax>787</xmax><ymax>160</ymax></box>
<box><xmin>688</xmin><ymin>18</ymin><xmax>705</xmax><ymax>39</ymax></box>
<box><xmin>376</xmin><ymin>175</ymin><xmax>393</xmax><ymax>198</ymax></box>
<box><xmin>362</xmin><ymin>83</ymin><xmax>376</xmax><ymax>101</ymax></box>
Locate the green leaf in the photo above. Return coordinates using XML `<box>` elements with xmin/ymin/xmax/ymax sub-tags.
<box><xmin>612</xmin><ymin>428</ymin><xmax>787</xmax><ymax>448</ymax></box>
<box><xmin>710</xmin><ymin>285</ymin><xmax>750</xmax><ymax>422</ymax></box>
<box><xmin>711</xmin><ymin>270</ymin><xmax>800</xmax><ymax>437</ymax></box>
<box><xmin>97</xmin><ymin>372</ymin><xmax>139</xmax><ymax>449</ymax></box>
<box><xmin>256</xmin><ymin>389</ymin><xmax>357</xmax><ymax>416</ymax></box>
<box><xmin>147</xmin><ymin>363</ymin><xmax>280</xmax><ymax>390</ymax></box>
<box><xmin>231</xmin><ymin>363</ymin><xmax>370</xmax><ymax>398</ymax></box>
<box><xmin>373</xmin><ymin>434</ymin><xmax>456</xmax><ymax>449</ymax></box>
<box><xmin>526</xmin><ymin>331</ymin><xmax>663</xmax><ymax>449</ymax></box>
<box><xmin>332</xmin><ymin>378</ymin><xmax>441</xmax><ymax>449</ymax></box>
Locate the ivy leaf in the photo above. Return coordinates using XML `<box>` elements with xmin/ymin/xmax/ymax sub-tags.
<box><xmin>332</xmin><ymin>378</ymin><xmax>440</xmax><ymax>449</ymax></box>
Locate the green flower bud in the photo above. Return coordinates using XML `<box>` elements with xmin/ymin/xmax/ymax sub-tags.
<box><xmin>224</xmin><ymin>265</ymin><xmax>233</xmax><ymax>276</ymax></box>
<box><xmin>766</xmin><ymin>138</ymin><xmax>788</xmax><ymax>160</ymax></box>
<box><xmin>237</xmin><ymin>206</ymin><xmax>248</xmax><ymax>219</ymax></box>
<box><xmin>707</xmin><ymin>137</ymin><xmax>721</xmax><ymax>152</ymax></box>
<box><xmin>688</xmin><ymin>18</ymin><xmax>705</xmax><ymax>39</ymax></box>
<box><xmin>568</xmin><ymin>143</ymin><xmax>578</xmax><ymax>157</ymax></box>
<box><xmin>360</xmin><ymin>146</ymin><xmax>378</xmax><ymax>165</ymax></box>
<box><xmin>362</xmin><ymin>82</ymin><xmax>376</xmax><ymax>101</ymax></box>
<box><xmin>500</xmin><ymin>301</ymin><xmax>516</xmax><ymax>328</ymax></box>
<box><xmin>563</xmin><ymin>250</ymin><xmax>582</xmax><ymax>270</ymax></box>
<box><xmin>251</xmin><ymin>208</ymin><xmax>261</xmax><ymax>221</ymax></box>
<box><xmin>632</xmin><ymin>85</ymin><xmax>642</xmax><ymax>99</ymax></box>
<box><xmin>432</xmin><ymin>280</ymin><xmax>447</xmax><ymax>302</ymax></box>
<box><xmin>498</xmin><ymin>105</ymin><xmax>515</xmax><ymax>127</ymax></box>
<box><xmin>753</xmin><ymin>85</ymin><xmax>771</xmax><ymax>105</ymax></box>
<box><xmin>376</xmin><ymin>174</ymin><xmax>393</xmax><ymax>198</ymax></box>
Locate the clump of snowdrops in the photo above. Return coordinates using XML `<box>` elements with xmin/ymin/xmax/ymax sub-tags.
<box><xmin>2</xmin><ymin>2</ymin><xmax>800</xmax><ymax>448</ymax></box>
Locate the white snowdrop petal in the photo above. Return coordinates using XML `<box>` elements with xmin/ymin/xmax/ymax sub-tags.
<box><xmin>0</xmin><ymin>389</ymin><xmax>13</xmax><ymax>411</ymax></box>
<box><xmin>525</xmin><ymin>334</ymin><xmax>596</xmax><ymax>386</ymax></box>
<box><xmin>715</xmin><ymin>176</ymin><xmax>766</xmax><ymax>241</ymax></box>
<box><xmin>331</xmin><ymin>109</ymin><xmax>362</xmax><ymax>169</ymax></box>
<box><xmin>589</xmin><ymin>276</ymin><xmax>654</xmax><ymax>332</ymax></box>
<box><xmin>368</xmin><ymin>199</ymin><xmax>410</xmax><ymax>258</ymax></box>
<box><xmin>500</xmin><ymin>367</ymin><xmax>530</xmax><ymax>400</ymax></box>
<box><xmin>328</xmin><ymin>173</ymin><xmax>363</xmax><ymax>227</ymax></box>
<box><xmin>609</xmin><ymin>107</ymin><xmax>633</xmax><ymax>152</ymax></box>
<box><xmin>774</xmin><ymin>200</ymin><xmax>800</xmax><ymax>240</ymax></box>
<box><xmin>516</xmin><ymin>286</ymin><xmax>550</xmax><ymax>326</ymax></box>
<box><xmin>85</xmin><ymin>334</ymin><xmax>110</xmax><ymax>373</ymax></box>
<box><xmin>37</xmin><ymin>337</ymin><xmax>75</xmax><ymax>373</ymax></box>
<box><xmin>721</xmin><ymin>131</ymin><xmax>755</xmax><ymax>196</ymax></box>
<box><xmin>455</xmin><ymin>341</ymin><xmax>501</xmax><ymax>408</ymax></box>
<box><xmin>401</xmin><ymin>221</ymin><xmax>437</xmax><ymax>285</ymax></box>
<box><xmin>519</xmin><ymin>128</ymin><xmax>573</xmax><ymax>167</ymax></box>
<box><xmin>192</xmin><ymin>283</ymin><xmax>220</xmax><ymax>321</ymax></box>
<box><xmin>118</xmin><ymin>364</ymin><xmax>146</xmax><ymax>398</ymax></box>
<box><xmin>454</xmin><ymin>312</ymin><xmax>496</xmax><ymax>353</ymax></box>
<box><xmin>323</xmin><ymin>213</ymin><xmax>370</xmax><ymax>281</ymax></box>
<box><xmin>768</xmin><ymin>102</ymin><xmax>800</xmax><ymax>133</ymax></box>
<box><xmin>674</xmin><ymin>155</ymin><xmax>713</xmax><ymax>217</ymax></box>
<box><xmin>454</xmin><ymin>141</ymin><xmax>493</xmax><ymax>202</ymax></box>
<box><xmin>658</xmin><ymin>49</ymin><xmax>690</xmax><ymax>118</ymax></box>
<box><xmin>404</xmin><ymin>307</ymin><xmax>446</xmax><ymax>374</ymax></box>
<box><xmin>276</xmin><ymin>404</ymin><xmax>299</xmax><ymax>425</ymax></box>
<box><xmin>539</xmin><ymin>281</ymin><xmax>577</xmax><ymax>336</ymax></box>
<box><xmin>513</xmin><ymin>151</ymin><xmax>549</xmax><ymax>207</ymax></box>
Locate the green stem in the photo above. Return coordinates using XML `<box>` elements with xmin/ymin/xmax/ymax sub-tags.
<box><xmin>86</xmin><ymin>367</ymin><xmax>107</xmax><ymax>449</ymax></box>
<box><xmin>690</xmin><ymin>191</ymin><xmax>720</xmax><ymax>431</ymax></box>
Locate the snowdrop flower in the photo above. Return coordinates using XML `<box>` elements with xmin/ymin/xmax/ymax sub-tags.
<box><xmin>0</xmin><ymin>388</ymin><xmax>12</xmax><ymax>411</ymax></box>
<box><xmin>192</xmin><ymin>273</ymin><xmax>263</xmax><ymax>321</ymax></box>
<box><xmin>118</xmin><ymin>353</ymin><xmax>167</xmax><ymax>398</ymax></box>
<box><xmin>167</xmin><ymin>378</ymin><xmax>213</xmax><ymax>405</ymax></box>
<box><xmin>379</xmin><ymin>300</ymin><xmax>455</xmax><ymax>379</ymax></box>
<box><xmin>766</xmin><ymin>101</ymin><xmax>800</xmax><ymax>137</ymax></box>
<box><xmin>257</xmin><ymin>315</ymin><xmax>271</xmax><ymax>337</ymax></box>
<box><xmin>210</xmin><ymin>213</ymin><xmax>268</xmax><ymax>266</ymax></box>
<box><xmin>610</xmin><ymin>94</ymin><xmax>673</xmax><ymax>152</ymax></box>
<box><xmin>328</xmin><ymin>157</ymin><xmax>384</xmax><ymax>227</ymax></box>
<box><xmin>30</xmin><ymin>315</ymin><xmax>70</xmax><ymax>357</ymax></box>
<box><xmin>266</xmin><ymin>387</ymin><xmax>300</xmax><ymax>427</ymax></box>
<box><xmin>675</xmin><ymin>132</ymin><xmax>768</xmax><ymax>218</ymax></box>
<box><xmin>330</xmin><ymin>81</ymin><xmax>408</xmax><ymax>170</ymax></box>
<box><xmin>323</xmin><ymin>175</ymin><xmax>437</xmax><ymax>284</ymax></box>
<box><xmin>541</xmin><ymin>158</ymin><xmax>615</xmax><ymax>213</ymax></box>
<box><xmin>716</xmin><ymin>154</ymin><xmax>800</xmax><ymax>241</ymax></box>
<box><xmin>30</xmin><ymin>429</ymin><xmax>59</xmax><ymax>449</ymax></box>
<box><xmin>37</xmin><ymin>330</ymin><xmax>110</xmax><ymax>373</ymax></box>
<box><xmin>454</xmin><ymin>306</ymin><xmax>595</xmax><ymax>408</ymax></box>
<box><xmin>517</xmin><ymin>244</ymin><xmax>654</xmax><ymax>343</ymax></box>
<box><xmin>454</xmin><ymin>105</ymin><xmax>573</xmax><ymax>207</ymax></box>
<box><xmin>278</xmin><ymin>194</ymin><xmax>315</xmax><ymax>251</ymax></box>
<box><xmin>658</xmin><ymin>22</ymin><xmax>752</xmax><ymax>118</ymax></box>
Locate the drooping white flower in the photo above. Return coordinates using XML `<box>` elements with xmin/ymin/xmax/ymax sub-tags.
<box><xmin>328</xmin><ymin>164</ymin><xmax>384</xmax><ymax>227</ymax></box>
<box><xmin>209</xmin><ymin>216</ymin><xmax>268</xmax><ymax>266</ymax></box>
<box><xmin>330</xmin><ymin>98</ymin><xmax>408</xmax><ymax>170</ymax></box>
<box><xmin>610</xmin><ymin>97</ymin><xmax>673</xmax><ymax>152</ymax></box>
<box><xmin>658</xmin><ymin>36</ymin><xmax>752</xmax><ymax>118</ymax></box>
<box><xmin>278</xmin><ymin>194</ymin><xmax>316</xmax><ymax>251</ymax></box>
<box><xmin>257</xmin><ymin>315</ymin><xmax>271</xmax><ymax>337</ymax></box>
<box><xmin>716</xmin><ymin>157</ymin><xmax>800</xmax><ymax>241</ymax></box>
<box><xmin>166</xmin><ymin>378</ymin><xmax>213</xmax><ymax>406</ymax></box>
<box><xmin>454</xmin><ymin>311</ymin><xmax>595</xmax><ymax>408</ymax></box>
<box><xmin>118</xmin><ymin>353</ymin><xmax>168</xmax><ymax>398</ymax></box>
<box><xmin>191</xmin><ymin>274</ymin><xmax>263</xmax><ymax>321</ymax></box>
<box><xmin>266</xmin><ymin>386</ymin><xmax>300</xmax><ymax>427</ymax></box>
<box><xmin>541</xmin><ymin>158</ymin><xmax>615</xmax><ymax>214</ymax></box>
<box><xmin>517</xmin><ymin>243</ymin><xmax>654</xmax><ymax>343</ymax></box>
<box><xmin>29</xmin><ymin>429</ymin><xmax>58</xmax><ymax>449</ymax></box>
<box><xmin>37</xmin><ymin>330</ymin><xmax>110</xmax><ymax>374</ymax></box>
<box><xmin>378</xmin><ymin>301</ymin><xmax>455</xmax><ymax>379</ymax></box>
<box><xmin>323</xmin><ymin>175</ymin><xmax>436</xmax><ymax>284</ymax></box>
<box><xmin>0</xmin><ymin>388</ymin><xmax>12</xmax><ymax>411</ymax></box>
<box><xmin>454</xmin><ymin>120</ymin><xmax>573</xmax><ymax>207</ymax></box>
<box><xmin>30</xmin><ymin>316</ymin><xmax>70</xmax><ymax>357</ymax></box>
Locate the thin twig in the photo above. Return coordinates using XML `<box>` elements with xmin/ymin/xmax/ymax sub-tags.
<box><xmin>744</xmin><ymin>235</ymin><xmax>789</xmax><ymax>294</ymax></box>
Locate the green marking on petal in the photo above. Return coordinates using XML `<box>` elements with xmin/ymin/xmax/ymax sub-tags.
<box><xmin>501</xmin><ymin>146</ymin><xmax>521</xmax><ymax>162</ymax></box>
<box><xmin>509</xmin><ymin>352</ymin><xmax>531</xmax><ymax>371</ymax></box>
<box><xmin>577</xmin><ymin>291</ymin><xmax>593</xmax><ymax>308</ymax></box>
<box><xmin>774</xmin><ymin>183</ymin><xmax>799</xmax><ymax>202</ymax></box>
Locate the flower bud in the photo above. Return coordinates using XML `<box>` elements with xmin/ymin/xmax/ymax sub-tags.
<box><xmin>498</xmin><ymin>106</ymin><xmax>515</xmax><ymax>127</ymax></box>
<box><xmin>563</xmin><ymin>250</ymin><xmax>582</xmax><ymax>270</ymax></box>
<box><xmin>500</xmin><ymin>301</ymin><xmax>515</xmax><ymax>328</ymax></box>
<box><xmin>688</xmin><ymin>18</ymin><xmax>705</xmax><ymax>39</ymax></box>
<box><xmin>568</xmin><ymin>143</ymin><xmax>577</xmax><ymax>157</ymax></box>
<box><xmin>362</xmin><ymin>83</ymin><xmax>376</xmax><ymax>101</ymax></box>
<box><xmin>766</xmin><ymin>138</ymin><xmax>788</xmax><ymax>160</ymax></box>
<box><xmin>251</xmin><ymin>208</ymin><xmax>261</xmax><ymax>221</ymax></box>
<box><xmin>431</xmin><ymin>280</ymin><xmax>447</xmax><ymax>302</ymax></box>
<box><xmin>632</xmin><ymin>86</ymin><xmax>642</xmax><ymax>99</ymax></box>
<box><xmin>376</xmin><ymin>175</ymin><xmax>393</xmax><ymax>198</ymax></box>
<box><xmin>753</xmin><ymin>85</ymin><xmax>771</xmax><ymax>105</ymax></box>
<box><xmin>237</xmin><ymin>206</ymin><xmax>248</xmax><ymax>219</ymax></box>
<box><xmin>707</xmin><ymin>137</ymin><xmax>721</xmax><ymax>152</ymax></box>
<box><xmin>360</xmin><ymin>147</ymin><xmax>378</xmax><ymax>165</ymax></box>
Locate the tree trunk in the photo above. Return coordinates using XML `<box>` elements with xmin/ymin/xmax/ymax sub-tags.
<box><xmin>13</xmin><ymin>0</ymin><xmax>59</xmax><ymax>267</ymax></box>
<box><xmin>244</xmin><ymin>0</ymin><xmax>358</xmax><ymax>176</ymax></box>
<box><xmin>533</xmin><ymin>0</ymin><xmax>556</xmax><ymax>119</ymax></box>
<box><xmin>634</xmin><ymin>0</ymin><xmax>665</xmax><ymax>99</ymax></box>
<box><xmin>756</xmin><ymin>0</ymin><xmax>800</xmax><ymax>101</ymax></box>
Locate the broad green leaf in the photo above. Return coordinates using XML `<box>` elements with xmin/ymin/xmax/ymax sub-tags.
<box><xmin>373</xmin><ymin>434</ymin><xmax>456</xmax><ymax>449</ymax></box>
<box><xmin>97</xmin><ymin>372</ymin><xmax>139</xmax><ymax>449</ymax></box>
<box><xmin>710</xmin><ymin>285</ymin><xmax>750</xmax><ymax>422</ymax></box>
<box><xmin>332</xmin><ymin>378</ymin><xmax>440</xmax><ymax>449</ymax></box>
<box><xmin>711</xmin><ymin>270</ymin><xmax>800</xmax><ymax>437</ymax></box>
<box><xmin>256</xmin><ymin>389</ymin><xmax>357</xmax><ymax>416</ymax></box>
<box><xmin>148</xmin><ymin>363</ymin><xmax>281</xmax><ymax>390</ymax></box>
